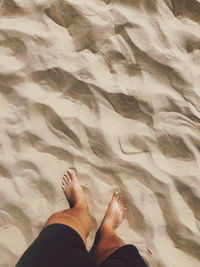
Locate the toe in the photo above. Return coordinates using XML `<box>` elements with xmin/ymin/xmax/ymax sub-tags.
<box><xmin>113</xmin><ymin>190</ymin><xmax>119</xmax><ymax>199</ymax></box>
<box><xmin>68</xmin><ymin>168</ymin><xmax>77</xmax><ymax>181</ymax></box>
<box><xmin>62</xmin><ymin>179</ymin><xmax>67</xmax><ymax>187</ymax></box>
<box><xmin>64</xmin><ymin>172</ymin><xmax>70</xmax><ymax>178</ymax></box>
<box><xmin>62</xmin><ymin>184</ymin><xmax>66</xmax><ymax>191</ymax></box>
<box><xmin>120</xmin><ymin>202</ymin><xmax>125</xmax><ymax>212</ymax></box>
<box><xmin>61</xmin><ymin>178</ymin><xmax>67</xmax><ymax>189</ymax></box>
<box><xmin>119</xmin><ymin>194</ymin><xmax>123</xmax><ymax>202</ymax></box>
<box><xmin>63</xmin><ymin>177</ymin><xmax>68</xmax><ymax>184</ymax></box>
<box><xmin>124</xmin><ymin>207</ymin><xmax>127</xmax><ymax>214</ymax></box>
<box><xmin>64</xmin><ymin>173</ymin><xmax>71</xmax><ymax>183</ymax></box>
<box><xmin>123</xmin><ymin>205</ymin><xmax>127</xmax><ymax>216</ymax></box>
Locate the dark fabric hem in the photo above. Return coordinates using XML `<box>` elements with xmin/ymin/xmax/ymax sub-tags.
<box><xmin>100</xmin><ymin>244</ymin><xmax>148</xmax><ymax>267</ymax></box>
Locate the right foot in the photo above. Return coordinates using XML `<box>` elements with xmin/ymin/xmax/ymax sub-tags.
<box><xmin>61</xmin><ymin>168</ymin><xmax>88</xmax><ymax>209</ymax></box>
<box><xmin>100</xmin><ymin>191</ymin><xmax>127</xmax><ymax>233</ymax></box>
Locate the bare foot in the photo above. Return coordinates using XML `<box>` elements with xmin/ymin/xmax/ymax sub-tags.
<box><xmin>61</xmin><ymin>168</ymin><xmax>87</xmax><ymax>209</ymax></box>
<box><xmin>100</xmin><ymin>191</ymin><xmax>127</xmax><ymax>233</ymax></box>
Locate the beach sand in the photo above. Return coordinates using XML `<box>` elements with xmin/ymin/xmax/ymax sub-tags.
<box><xmin>0</xmin><ymin>0</ymin><xmax>200</xmax><ymax>266</ymax></box>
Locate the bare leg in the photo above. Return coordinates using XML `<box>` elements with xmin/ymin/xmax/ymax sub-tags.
<box><xmin>94</xmin><ymin>191</ymin><xmax>127</xmax><ymax>265</ymax></box>
<box><xmin>44</xmin><ymin>169</ymin><xmax>91</xmax><ymax>246</ymax></box>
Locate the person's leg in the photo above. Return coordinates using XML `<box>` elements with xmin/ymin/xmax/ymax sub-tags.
<box><xmin>94</xmin><ymin>191</ymin><xmax>127</xmax><ymax>265</ymax></box>
<box><xmin>44</xmin><ymin>168</ymin><xmax>91</xmax><ymax>246</ymax></box>
<box><xmin>16</xmin><ymin>169</ymin><xmax>98</xmax><ymax>267</ymax></box>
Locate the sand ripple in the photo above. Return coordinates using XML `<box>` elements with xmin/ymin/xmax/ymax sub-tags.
<box><xmin>0</xmin><ymin>0</ymin><xmax>200</xmax><ymax>266</ymax></box>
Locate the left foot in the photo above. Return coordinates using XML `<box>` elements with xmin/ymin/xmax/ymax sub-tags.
<box><xmin>100</xmin><ymin>191</ymin><xmax>127</xmax><ymax>233</ymax></box>
<box><xmin>61</xmin><ymin>169</ymin><xmax>88</xmax><ymax>209</ymax></box>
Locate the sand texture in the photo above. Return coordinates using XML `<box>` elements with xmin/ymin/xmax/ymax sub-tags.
<box><xmin>0</xmin><ymin>0</ymin><xmax>200</xmax><ymax>266</ymax></box>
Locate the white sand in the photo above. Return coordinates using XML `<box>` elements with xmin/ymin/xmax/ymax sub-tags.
<box><xmin>0</xmin><ymin>0</ymin><xmax>200</xmax><ymax>266</ymax></box>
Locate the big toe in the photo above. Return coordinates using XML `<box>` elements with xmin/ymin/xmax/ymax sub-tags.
<box><xmin>118</xmin><ymin>195</ymin><xmax>127</xmax><ymax>215</ymax></box>
<box><xmin>113</xmin><ymin>190</ymin><xmax>120</xmax><ymax>200</ymax></box>
<box><xmin>68</xmin><ymin>168</ymin><xmax>77</xmax><ymax>180</ymax></box>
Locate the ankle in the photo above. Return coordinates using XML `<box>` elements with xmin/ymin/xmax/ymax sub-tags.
<box><xmin>100</xmin><ymin>224</ymin><xmax>115</xmax><ymax>236</ymax></box>
<box><xmin>73</xmin><ymin>200</ymin><xmax>88</xmax><ymax>210</ymax></box>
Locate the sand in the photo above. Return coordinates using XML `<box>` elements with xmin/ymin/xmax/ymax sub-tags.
<box><xmin>0</xmin><ymin>0</ymin><xmax>200</xmax><ymax>266</ymax></box>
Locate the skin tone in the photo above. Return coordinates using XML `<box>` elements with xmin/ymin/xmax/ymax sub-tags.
<box><xmin>44</xmin><ymin>168</ymin><xmax>127</xmax><ymax>266</ymax></box>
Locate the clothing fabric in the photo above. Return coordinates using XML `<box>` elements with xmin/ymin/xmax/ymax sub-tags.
<box><xmin>90</xmin><ymin>228</ymin><xmax>148</xmax><ymax>267</ymax></box>
<box><xmin>100</xmin><ymin>245</ymin><xmax>148</xmax><ymax>267</ymax></box>
<box><xmin>16</xmin><ymin>223</ymin><xmax>148</xmax><ymax>267</ymax></box>
<box><xmin>16</xmin><ymin>224</ymin><xmax>97</xmax><ymax>267</ymax></box>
